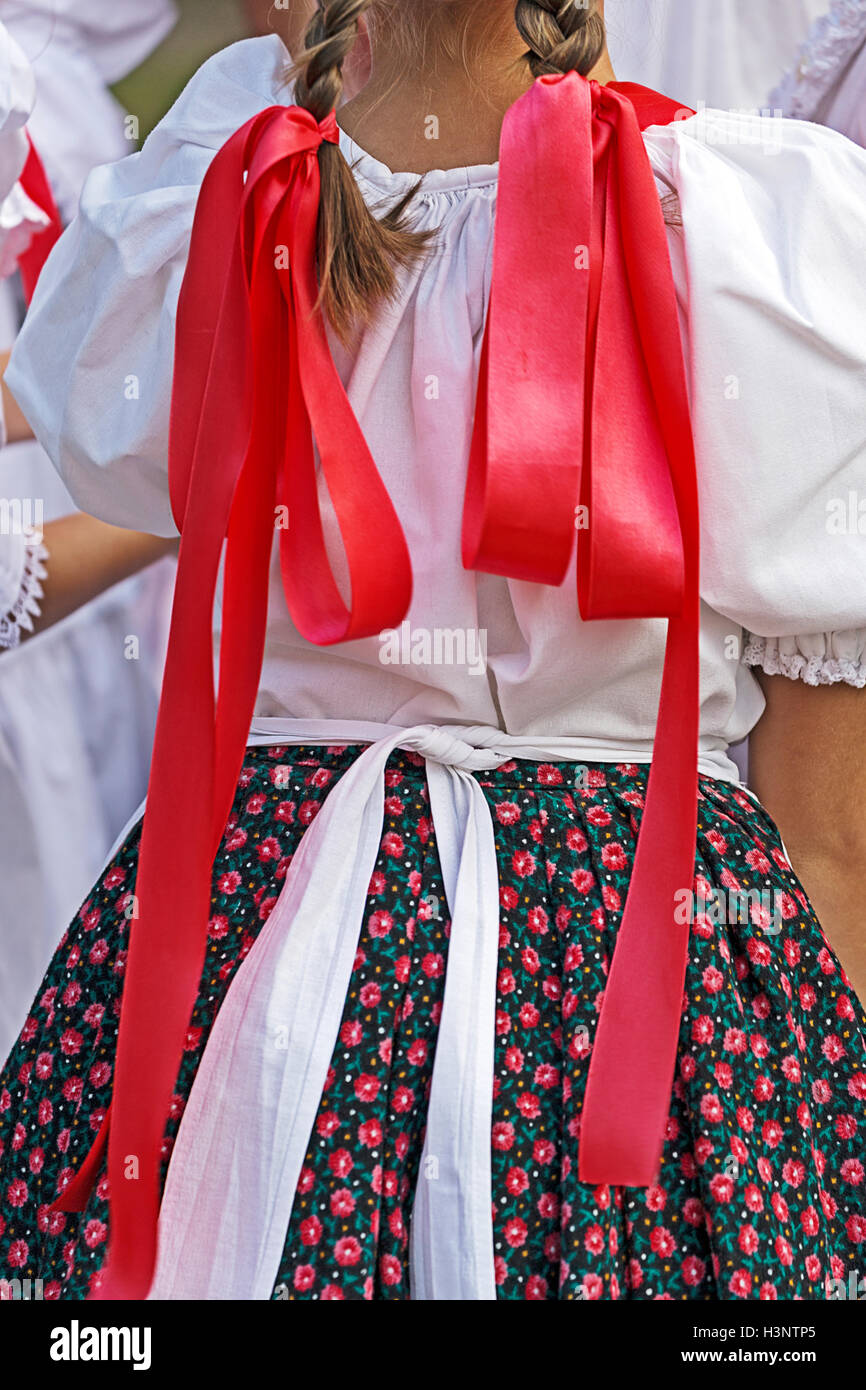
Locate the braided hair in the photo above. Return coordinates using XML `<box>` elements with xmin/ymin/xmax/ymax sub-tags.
<box><xmin>289</xmin><ymin>0</ymin><xmax>607</xmax><ymax>339</ymax></box>
<box><xmin>515</xmin><ymin>1</ymin><xmax>606</xmax><ymax>78</ymax></box>
<box><xmin>289</xmin><ymin>0</ymin><xmax>432</xmax><ymax>341</ymax></box>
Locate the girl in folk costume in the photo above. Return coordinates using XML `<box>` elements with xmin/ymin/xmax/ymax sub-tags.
<box><xmin>2</xmin><ymin>0</ymin><xmax>866</xmax><ymax>1302</ymax></box>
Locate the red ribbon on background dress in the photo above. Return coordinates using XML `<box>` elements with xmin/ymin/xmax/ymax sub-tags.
<box><xmin>17</xmin><ymin>134</ymin><xmax>62</xmax><ymax>301</ymax></box>
<box><xmin>54</xmin><ymin>75</ymin><xmax>699</xmax><ymax>1298</ymax></box>
<box><xmin>464</xmin><ymin>73</ymin><xmax>699</xmax><ymax>1184</ymax></box>
<box><xmin>52</xmin><ymin>104</ymin><xmax>412</xmax><ymax>1300</ymax></box>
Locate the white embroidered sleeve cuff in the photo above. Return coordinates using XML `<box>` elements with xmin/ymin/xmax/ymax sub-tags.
<box><xmin>0</xmin><ymin>528</ymin><xmax>48</xmax><ymax>651</ymax></box>
<box><xmin>743</xmin><ymin>630</ymin><xmax>866</xmax><ymax>689</ymax></box>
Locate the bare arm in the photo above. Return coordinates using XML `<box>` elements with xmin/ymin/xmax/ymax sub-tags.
<box><xmin>25</xmin><ymin>515</ymin><xmax>176</xmax><ymax>638</ymax></box>
<box><xmin>749</xmin><ymin>671</ymin><xmax>866</xmax><ymax>1003</ymax></box>
<box><xmin>0</xmin><ymin>349</ymin><xmax>34</xmax><ymax>443</ymax></box>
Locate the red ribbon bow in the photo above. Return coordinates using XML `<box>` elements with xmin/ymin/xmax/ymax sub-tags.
<box><xmin>56</xmin><ymin>77</ymin><xmax>698</xmax><ymax>1299</ymax></box>
<box><xmin>464</xmin><ymin>73</ymin><xmax>700</xmax><ymax>1184</ymax></box>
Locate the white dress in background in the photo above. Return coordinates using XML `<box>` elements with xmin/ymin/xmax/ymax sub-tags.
<box><xmin>770</xmin><ymin>0</ymin><xmax>866</xmax><ymax>143</ymax></box>
<box><xmin>0</xmin><ymin>19</ymin><xmax>49</xmax><ymax>659</ymax></box>
<box><xmin>0</xmin><ymin>0</ymin><xmax>177</xmax><ymax>1061</ymax></box>
<box><xmin>605</xmin><ymin>0</ymin><xmax>828</xmax><ymax>109</ymax></box>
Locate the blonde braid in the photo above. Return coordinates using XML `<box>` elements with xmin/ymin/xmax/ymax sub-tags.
<box><xmin>293</xmin><ymin>0</ymin><xmax>368</xmax><ymax>120</ymax></box>
<box><xmin>515</xmin><ymin>0</ymin><xmax>606</xmax><ymax>78</ymax></box>
<box><xmin>290</xmin><ymin>1</ymin><xmax>432</xmax><ymax>342</ymax></box>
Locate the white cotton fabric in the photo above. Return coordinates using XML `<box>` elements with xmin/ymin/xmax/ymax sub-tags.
<box><xmin>0</xmin><ymin>19</ymin><xmax>33</xmax><ymax>181</ymax></box>
<box><xmin>744</xmin><ymin>632</ymin><xmax>866</xmax><ymax>688</ymax></box>
<box><xmin>605</xmin><ymin>0</ymin><xmax>828</xmax><ymax>111</ymax></box>
<box><xmin>8</xmin><ymin>35</ymin><xmax>866</xmax><ymax>788</ymax></box>
<box><xmin>0</xmin><ymin>527</ymin><xmax>46</xmax><ymax>650</ymax></box>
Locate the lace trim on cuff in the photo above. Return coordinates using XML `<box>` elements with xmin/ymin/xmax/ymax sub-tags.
<box><xmin>0</xmin><ymin>527</ymin><xmax>48</xmax><ymax>651</ymax></box>
<box><xmin>743</xmin><ymin>633</ymin><xmax>866</xmax><ymax>689</ymax></box>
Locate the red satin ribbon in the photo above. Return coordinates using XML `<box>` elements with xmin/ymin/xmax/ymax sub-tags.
<box><xmin>17</xmin><ymin>134</ymin><xmax>62</xmax><ymax>302</ymax></box>
<box><xmin>55</xmin><ymin>76</ymin><xmax>699</xmax><ymax>1298</ymax></box>
<box><xmin>464</xmin><ymin>73</ymin><xmax>699</xmax><ymax>1185</ymax></box>
<box><xmin>52</xmin><ymin>104</ymin><xmax>412</xmax><ymax>1300</ymax></box>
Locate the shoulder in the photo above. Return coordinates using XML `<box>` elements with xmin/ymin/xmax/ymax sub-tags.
<box><xmin>151</xmin><ymin>34</ymin><xmax>293</xmax><ymax>153</ymax></box>
<box><xmin>643</xmin><ymin>104</ymin><xmax>866</xmax><ymax>190</ymax></box>
<box><xmin>76</xmin><ymin>35</ymin><xmax>295</xmax><ymax>222</ymax></box>
<box><xmin>643</xmin><ymin>108</ymin><xmax>866</xmax><ymax>304</ymax></box>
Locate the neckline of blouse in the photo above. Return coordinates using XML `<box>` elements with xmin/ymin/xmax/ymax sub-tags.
<box><xmin>337</xmin><ymin>126</ymin><xmax>500</xmax><ymax>195</ymax></box>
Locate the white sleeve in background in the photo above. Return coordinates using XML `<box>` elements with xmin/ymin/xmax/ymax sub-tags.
<box><xmin>770</xmin><ymin>0</ymin><xmax>866</xmax><ymax>144</ymax></box>
<box><xmin>605</xmin><ymin>0</ymin><xmax>827</xmax><ymax>111</ymax></box>
<box><xmin>6</xmin><ymin>35</ymin><xmax>290</xmax><ymax>539</ymax></box>
<box><xmin>0</xmin><ymin>20</ymin><xmax>50</xmax><ymax>276</ymax></box>
<box><xmin>646</xmin><ymin>109</ymin><xmax>866</xmax><ymax>690</ymax></box>
<box><xmin>0</xmin><ymin>0</ymin><xmax>179</xmax><ymax>88</ymax></box>
<box><xmin>0</xmin><ymin>20</ymin><xmax>34</xmax><ymax>194</ymax></box>
<box><xmin>0</xmin><ymin>0</ymin><xmax>179</xmax><ymax>224</ymax></box>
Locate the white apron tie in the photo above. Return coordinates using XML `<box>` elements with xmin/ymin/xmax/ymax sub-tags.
<box><xmin>148</xmin><ymin>719</ymin><xmax>736</xmax><ymax>1300</ymax></box>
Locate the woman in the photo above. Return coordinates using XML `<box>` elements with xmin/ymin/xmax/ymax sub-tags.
<box><xmin>1</xmin><ymin>0</ymin><xmax>865</xmax><ymax>1302</ymax></box>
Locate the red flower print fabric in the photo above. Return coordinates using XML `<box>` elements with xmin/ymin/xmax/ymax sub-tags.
<box><xmin>0</xmin><ymin>748</ymin><xmax>864</xmax><ymax>1300</ymax></box>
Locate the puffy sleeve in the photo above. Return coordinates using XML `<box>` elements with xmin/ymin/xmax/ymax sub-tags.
<box><xmin>5</xmin><ymin>34</ymin><xmax>290</xmax><ymax>537</ymax></box>
<box><xmin>645</xmin><ymin>109</ymin><xmax>866</xmax><ymax>689</ymax></box>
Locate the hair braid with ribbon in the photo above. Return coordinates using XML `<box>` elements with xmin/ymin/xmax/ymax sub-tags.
<box><xmin>291</xmin><ymin>0</ymin><xmax>608</xmax><ymax>338</ymax></box>
<box><xmin>290</xmin><ymin>0</ymin><xmax>433</xmax><ymax>340</ymax></box>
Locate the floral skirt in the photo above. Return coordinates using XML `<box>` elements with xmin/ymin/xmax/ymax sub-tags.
<box><xmin>1</xmin><ymin>745</ymin><xmax>864</xmax><ymax>1301</ymax></box>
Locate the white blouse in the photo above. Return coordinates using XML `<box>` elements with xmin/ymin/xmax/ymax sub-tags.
<box><xmin>7</xmin><ymin>35</ymin><xmax>866</xmax><ymax>783</ymax></box>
